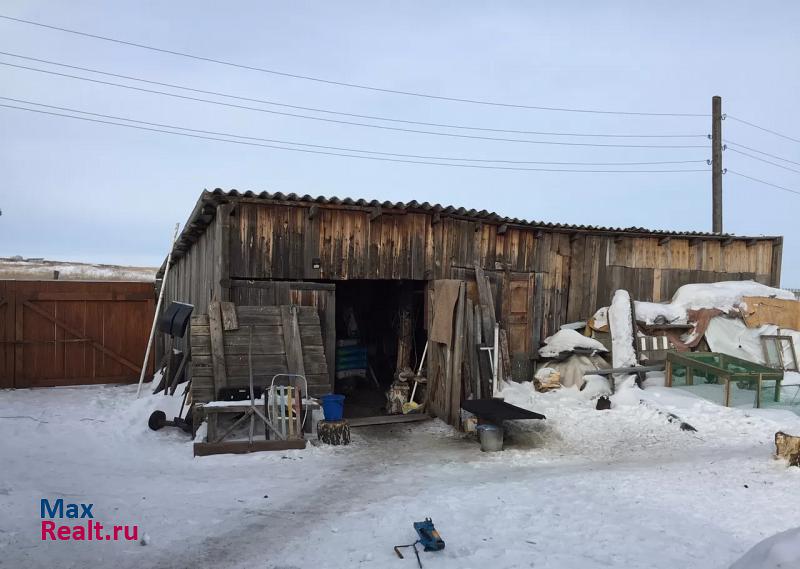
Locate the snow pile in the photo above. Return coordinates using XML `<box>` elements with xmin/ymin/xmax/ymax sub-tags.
<box><xmin>581</xmin><ymin>374</ymin><xmax>613</xmax><ymax>399</ymax></box>
<box><xmin>632</xmin><ymin>301</ymin><xmax>687</xmax><ymax>325</ymax></box>
<box><xmin>3</xmin><ymin>381</ymin><xmax>800</xmax><ymax>568</ymax></box>
<box><xmin>633</xmin><ymin>281</ymin><xmax>794</xmax><ymax>325</ymax></box>
<box><xmin>538</xmin><ymin>328</ymin><xmax>607</xmax><ymax>358</ymax></box>
<box><xmin>784</xmin><ymin>371</ymin><xmax>800</xmax><ymax>386</ymax></box>
<box><xmin>609</xmin><ymin>289</ymin><xmax>637</xmax><ymax>368</ymax></box>
<box><xmin>729</xmin><ymin>527</ymin><xmax>800</xmax><ymax>569</ymax></box>
<box><xmin>498</xmin><ymin>375</ymin><xmax>800</xmax><ymax>464</ymax></box>
<box><xmin>590</xmin><ymin>306</ymin><xmax>609</xmax><ymax>329</ymax></box>
<box><xmin>672</xmin><ymin>281</ymin><xmax>793</xmax><ymax>311</ymax></box>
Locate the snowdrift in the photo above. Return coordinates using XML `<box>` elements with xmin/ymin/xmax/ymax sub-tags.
<box><xmin>729</xmin><ymin>527</ymin><xmax>800</xmax><ymax>569</ymax></box>
<box><xmin>632</xmin><ymin>281</ymin><xmax>794</xmax><ymax>325</ymax></box>
<box><xmin>538</xmin><ymin>328</ymin><xmax>607</xmax><ymax>358</ymax></box>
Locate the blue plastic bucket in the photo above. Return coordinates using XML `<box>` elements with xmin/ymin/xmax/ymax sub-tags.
<box><xmin>321</xmin><ymin>394</ymin><xmax>345</xmax><ymax>421</ymax></box>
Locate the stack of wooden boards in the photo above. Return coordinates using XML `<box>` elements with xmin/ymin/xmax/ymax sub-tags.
<box><xmin>425</xmin><ymin>265</ymin><xmax>513</xmax><ymax>429</ymax></box>
<box><xmin>190</xmin><ymin>302</ymin><xmax>330</xmax><ymax>410</ymax></box>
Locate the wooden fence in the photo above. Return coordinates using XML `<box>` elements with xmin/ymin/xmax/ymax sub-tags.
<box><xmin>0</xmin><ymin>281</ymin><xmax>154</xmax><ymax>388</ymax></box>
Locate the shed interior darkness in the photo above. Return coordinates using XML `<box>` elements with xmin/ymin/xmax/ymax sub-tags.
<box><xmin>332</xmin><ymin>279</ymin><xmax>426</xmax><ymax>418</ymax></box>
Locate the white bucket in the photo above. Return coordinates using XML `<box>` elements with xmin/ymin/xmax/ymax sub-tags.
<box><xmin>477</xmin><ymin>424</ymin><xmax>503</xmax><ymax>452</ymax></box>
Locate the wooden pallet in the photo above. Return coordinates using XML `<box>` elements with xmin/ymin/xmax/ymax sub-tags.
<box><xmin>347</xmin><ymin>413</ymin><xmax>432</xmax><ymax>427</ymax></box>
<box><xmin>193</xmin><ymin>440</ymin><xmax>306</xmax><ymax>457</ymax></box>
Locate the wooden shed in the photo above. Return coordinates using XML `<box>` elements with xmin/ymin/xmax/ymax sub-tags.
<box><xmin>160</xmin><ymin>189</ymin><xmax>782</xmax><ymax>422</ymax></box>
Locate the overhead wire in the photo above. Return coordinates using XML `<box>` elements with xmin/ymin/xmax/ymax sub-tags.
<box><xmin>727</xmin><ymin>170</ymin><xmax>800</xmax><ymax>197</ymax></box>
<box><xmin>0</xmin><ymin>102</ymin><xmax>711</xmax><ymax>173</ymax></box>
<box><xmin>0</xmin><ymin>96</ymin><xmax>710</xmax><ymax>167</ymax></box>
<box><xmin>724</xmin><ymin>140</ymin><xmax>800</xmax><ymax>167</ymax></box>
<box><xmin>726</xmin><ymin>147</ymin><xmax>800</xmax><ymax>175</ymax></box>
<box><xmin>727</xmin><ymin>114</ymin><xmax>800</xmax><ymax>145</ymax></box>
<box><xmin>0</xmin><ymin>51</ymin><xmax>708</xmax><ymax>139</ymax></box>
<box><xmin>0</xmin><ymin>13</ymin><xmax>708</xmax><ymax>117</ymax></box>
<box><xmin>0</xmin><ymin>61</ymin><xmax>712</xmax><ymax>149</ymax></box>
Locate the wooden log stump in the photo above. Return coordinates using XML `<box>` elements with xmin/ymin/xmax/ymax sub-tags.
<box><xmin>318</xmin><ymin>420</ymin><xmax>351</xmax><ymax>446</ymax></box>
<box><xmin>775</xmin><ymin>431</ymin><xmax>800</xmax><ymax>467</ymax></box>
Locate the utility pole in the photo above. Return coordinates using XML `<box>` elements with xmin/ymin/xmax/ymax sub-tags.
<box><xmin>711</xmin><ymin>95</ymin><xmax>723</xmax><ymax>233</ymax></box>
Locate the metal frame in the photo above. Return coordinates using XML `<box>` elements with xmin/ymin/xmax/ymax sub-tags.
<box><xmin>267</xmin><ymin>373</ymin><xmax>310</xmax><ymax>440</ymax></box>
<box><xmin>665</xmin><ymin>351</ymin><xmax>784</xmax><ymax>408</ymax></box>
<box><xmin>760</xmin><ymin>335</ymin><xmax>799</xmax><ymax>372</ymax></box>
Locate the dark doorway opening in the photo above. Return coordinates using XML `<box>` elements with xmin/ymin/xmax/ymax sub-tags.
<box><xmin>333</xmin><ymin>280</ymin><xmax>427</xmax><ymax>418</ymax></box>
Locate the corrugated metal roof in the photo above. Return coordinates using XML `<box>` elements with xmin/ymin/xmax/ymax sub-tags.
<box><xmin>201</xmin><ymin>188</ymin><xmax>780</xmax><ymax>238</ymax></box>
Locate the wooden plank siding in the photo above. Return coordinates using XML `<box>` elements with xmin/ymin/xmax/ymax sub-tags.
<box><xmin>228</xmin><ymin>281</ymin><xmax>336</xmax><ymax>387</ymax></box>
<box><xmin>0</xmin><ymin>280</ymin><xmax>154</xmax><ymax>388</ymax></box>
<box><xmin>162</xmin><ymin>203</ymin><xmax>222</xmax><ymax>320</ymax></box>
<box><xmin>190</xmin><ymin>305</ymin><xmax>331</xmax><ymax>404</ymax></box>
<box><xmin>161</xmin><ymin>196</ymin><xmax>783</xmax><ymax>373</ymax></box>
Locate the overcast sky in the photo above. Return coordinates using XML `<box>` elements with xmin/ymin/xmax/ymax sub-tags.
<box><xmin>1</xmin><ymin>1</ymin><xmax>798</xmax><ymax>285</ymax></box>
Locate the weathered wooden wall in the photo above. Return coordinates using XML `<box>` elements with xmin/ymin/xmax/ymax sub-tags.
<box><xmin>163</xmin><ymin>196</ymin><xmax>782</xmax><ymax>371</ymax></box>
<box><xmin>566</xmin><ymin>235</ymin><xmax>777</xmax><ymax>322</ymax></box>
<box><xmin>190</xmin><ymin>305</ymin><xmax>330</xmax><ymax>403</ymax></box>
<box><xmin>163</xmin><ymin>211</ymin><xmax>220</xmax><ymax>318</ymax></box>
<box><xmin>230</xmin><ymin>203</ymin><xmax>433</xmax><ymax>280</ymax></box>
<box><xmin>224</xmin><ymin>200</ymin><xmax>778</xmax><ymax>353</ymax></box>
<box><xmin>229</xmin><ymin>281</ymin><xmax>335</xmax><ymax>387</ymax></box>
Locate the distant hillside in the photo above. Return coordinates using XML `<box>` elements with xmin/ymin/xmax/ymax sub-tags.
<box><xmin>0</xmin><ymin>257</ymin><xmax>156</xmax><ymax>281</ymax></box>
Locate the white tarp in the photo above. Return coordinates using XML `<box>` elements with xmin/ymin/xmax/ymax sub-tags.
<box><xmin>538</xmin><ymin>354</ymin><xmax>610</xmax><ymax>388</ymax></box>
<box><xmin>705</xmin><ymin>316</ymin><xmax>800</xmax><ymax>369</ymax></box>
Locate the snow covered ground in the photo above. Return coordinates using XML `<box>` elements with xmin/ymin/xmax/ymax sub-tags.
<box><xmin>0</xmin><ymin>258</ymin><xmax>156</xmax><ymax>281</ymax></box>
<box><xmin>1</xmin><ymin>381</ymin><xmax>799</xmax><ymax>569</ymax></box>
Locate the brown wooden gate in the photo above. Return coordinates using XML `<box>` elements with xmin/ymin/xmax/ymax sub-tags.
<box><xmin>0</xmin><ymin>281</ymin><xmax>155</xmax><ymax>388</ymax></box>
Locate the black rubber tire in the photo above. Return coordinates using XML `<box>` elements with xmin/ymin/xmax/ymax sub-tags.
<box><xmin>148</xmin><ymin>410</ymin><xmax>167</xmax><ymax>431</ymax></box>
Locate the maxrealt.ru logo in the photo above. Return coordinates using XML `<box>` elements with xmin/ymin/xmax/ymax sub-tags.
<box><xmin>40</xmin><ymin>498</ymin><xmax>139</xmax><ymax>542</ymax></box>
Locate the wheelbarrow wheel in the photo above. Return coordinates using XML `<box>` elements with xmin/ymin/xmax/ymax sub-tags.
<box><xmin>148</xmin><ymin>410</ymin><xmax>167</xmax><ymax>431</ymax></box>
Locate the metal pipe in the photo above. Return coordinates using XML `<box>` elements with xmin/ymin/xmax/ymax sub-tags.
<box><xmin>136</xmin><ymin>223</ymin><xmax>180</xmax><ymax>398</ymax></box>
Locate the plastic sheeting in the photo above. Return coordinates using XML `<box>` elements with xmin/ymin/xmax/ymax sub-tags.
<box><xmin>539</xmin><ymin>354</ymin><xmax>610</xmax><ymax>389</ymax></box>
<box><xmin>704</xmin><ymin>317</ymin><xmax>800</xmax><ymax>367</ymax></box>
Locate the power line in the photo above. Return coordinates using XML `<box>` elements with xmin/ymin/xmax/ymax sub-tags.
<box><xmin>0</xmin><ymin>102</ymin><xmax>711</xmax><ymax>174</ymax></box>
<box><xmin>727</xmin><ymin>114</ymin><xmax>800</xmax><ymax>145</ymax></box>
<box><xmin>0</xmin><ymin>13</ymin><xmax>709</xmax><ymax>118</ymax></box>
<box><xmin>0</xmin><ymin>96</ymin><xmax>709</xmax><ymax>167</ymax></box>
<box><xmin>727</xmin><ymin>169</ymin><xmax>800</xmax><ymax>197</ymax></box>
<box><xmin>727</xmin><ymin>147</ymin><xmax>800</xmax><ymax>175</ymax></box>
<box><xmin>0</xmin><ymin>51</ymin><xmax>707</xmax><ymax>140</ymax></box>
<box><xmin>0</xmin><ymin>61</ymin><xmax>711</xmax><ymax>149</ymax></box>
<box><xmin>724</xmin><ymin>140</ymin><xmax>800</xmax><ymax>167</ymax></box>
